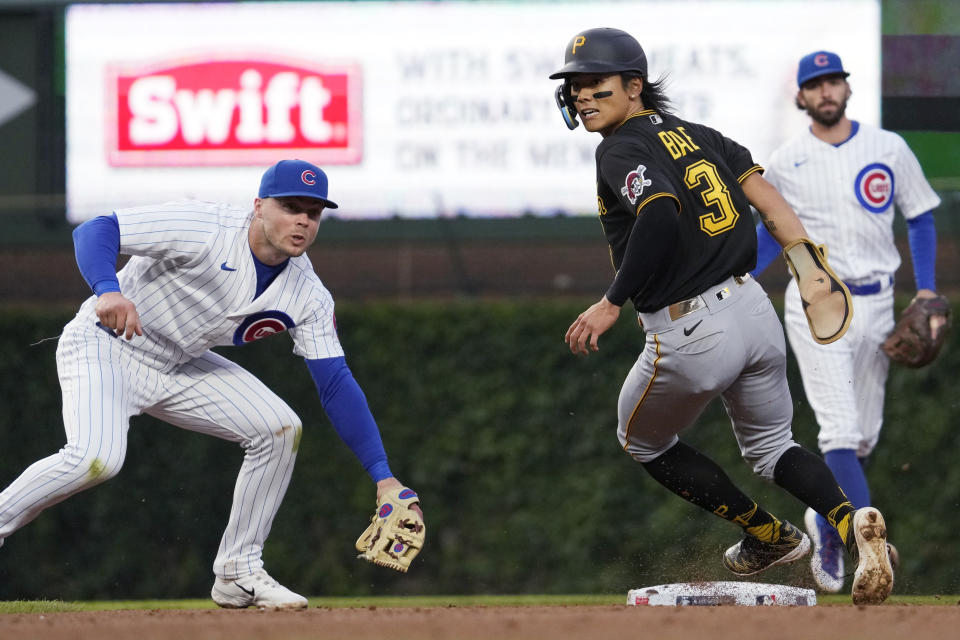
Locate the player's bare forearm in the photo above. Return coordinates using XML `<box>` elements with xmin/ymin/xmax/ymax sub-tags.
<box><xmin>376</xmin><ymin>477</ymin><xmax>403</xmax><ymax>499</ymax></box>
<box><xmin>565</xmin><ymin>295</ymin><xmax>621</xmax><ymax>355</ymax></box>
<box><xmin>94</xmin><ymin>291</ymin><xmax>144</xmax><ymax>340</ymax></box>
<box><xmin>742</xmin><ymin>173</ymin><xmax>808</xmax><ymax>247</ymax></box>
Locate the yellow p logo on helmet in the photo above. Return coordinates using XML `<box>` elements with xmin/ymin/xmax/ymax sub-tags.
<box><xmin>572</xmin><ymin>35</ymin><xmax>586</xmax><ymax>55</ymax></box>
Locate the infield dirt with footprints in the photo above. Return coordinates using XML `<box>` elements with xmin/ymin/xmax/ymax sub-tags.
<box><xmin>2</xmin><ymin>602</ymin><xmax>960</xmax><ymax>640</ymax></box>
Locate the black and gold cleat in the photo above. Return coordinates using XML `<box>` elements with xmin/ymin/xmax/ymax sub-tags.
<box><xmin>848</xmin><ymin>507</ymin><xmax>894</xmax><ymax>605</ymax></box>
<box><xmin>722</xmin><ymin>521</ymin><xmax>811</xmax><ymax>576</ymax></box>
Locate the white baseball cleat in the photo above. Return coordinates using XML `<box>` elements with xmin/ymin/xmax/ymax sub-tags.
<box><xmin>804</xmin><ymin>507</ymin><xmax>844</xmax><ymax>593</ymax></box>
<box><xmin>211</xmin><ymin>569</ymin><xmax>308</xmax><ymax>610</ymax></box>
<box><xmin>850</xmin><ymin>507</ymin><xmax>894</xmax><ymax>605</ymax></box>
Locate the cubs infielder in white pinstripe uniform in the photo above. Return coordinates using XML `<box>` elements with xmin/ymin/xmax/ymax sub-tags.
<box><xmin>753</xmin><ymin>51</ymin><xmax>944</xmax><ymax>593</ymax></box>
<box><xmin>0</xmin><ymin>159</ymin><xmax>422</xmax><ymax>609</ymax></box>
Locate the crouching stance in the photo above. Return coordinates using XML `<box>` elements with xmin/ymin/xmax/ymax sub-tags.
<box><xmin>0</xmin><ymin>159</ymin><xmax>424</xmax><ymax>609</ymax></box>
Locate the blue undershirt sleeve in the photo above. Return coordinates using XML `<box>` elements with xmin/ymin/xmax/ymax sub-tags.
<box><xmin>73</xmin><ymin>213</ymin><xmax>122</xmax><ymax>296</ymax></box>
<box><xmin>306</xmin><ymin>356</ymin><xmax>392</xmax><ymax>482</ymax></box>
<box><xmin>749</xmin><ymin>222</ymin><xmax>781</xmax><ymax>278</ymax></box>
<box><xmin>906</xmin><ymin>211</ymin><xmax>937</xmax><ymax>291</ymax></box>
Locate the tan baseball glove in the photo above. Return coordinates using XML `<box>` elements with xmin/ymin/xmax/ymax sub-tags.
<box><xmin>782</xmin><ymin>238</ymin><xmax>853</xmax><ymax>344</ymax></box>
<box><xmin>356</xmin><ymin>486</ymin><xmax>425</xmax><ymax>572</ymax></box>
<box><xmin>882</xmin><ymin>294</ymin><xmax>951</xmax><ymax>368</ymax></box>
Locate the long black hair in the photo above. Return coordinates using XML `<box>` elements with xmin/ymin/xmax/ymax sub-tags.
<box><xmin>622</xmin><ymin>72</ymin><xmax>674</xmax><ymax>115</ymax></box>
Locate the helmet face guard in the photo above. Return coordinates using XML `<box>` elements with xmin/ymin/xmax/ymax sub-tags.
<box><xmin>554</xmin><ymin>83</ymin><xmax>579</xmax><ymax>130</ymax></box>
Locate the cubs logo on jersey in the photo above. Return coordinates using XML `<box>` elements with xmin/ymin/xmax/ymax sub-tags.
<box><xmin>621</xmin><ymin>164</ymin><xmax>652</xmax><ymax>205</ymax></box>
<box><xmin>233</xmin><ymin>310</ymin><xmax>296</xmax><ymax>346</ymax></box>
<box><xmin>854</xmin><ymin>163</ymin><xmax>894</xmax><ymax>213</ymax></box>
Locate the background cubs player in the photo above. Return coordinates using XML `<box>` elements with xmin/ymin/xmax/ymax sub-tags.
<box><xmin>752</xmin><ymin>51</ymin><xmax>944</xmax><ymax>593</ymax></box>
<box><xmin>0</xmin><ymin>159</ymin><xmax>423</xmax><ymax>609</ymax></box>
<box><xmin>554</xmin><ymin>28</ymin><xmax>893</xmax><ymax>604</ymax></box>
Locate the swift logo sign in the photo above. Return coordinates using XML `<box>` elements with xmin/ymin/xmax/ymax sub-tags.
<box><xmin>107</xmin><ymin>55</ymin><xmax>362</xmax><ymax>166</ymax></box>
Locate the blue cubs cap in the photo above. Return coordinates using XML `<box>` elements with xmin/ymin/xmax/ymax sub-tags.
<box><xmin>797</xmin><ymin>50</ymin><xmax>850</xmax><ymax>87</ymax></box>
<box><xmin>258</xmin><ymin>159</ymin><xmax>338</xmax><ymax>209</ymax></box>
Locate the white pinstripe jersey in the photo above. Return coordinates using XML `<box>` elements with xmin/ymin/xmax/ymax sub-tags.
<box><xmin>764</xmin><ymin>122</ymin><xmax>940</xmax><ymax>284</ymax></box>
<box><xmin>72</xmin><ymin>200</ymin><xmax>344</xmax><ymax>371</ymax></box>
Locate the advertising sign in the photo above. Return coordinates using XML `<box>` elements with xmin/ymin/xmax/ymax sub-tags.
<box><xmin>107</xmin><ymin>55</ymin><xmax>362</xmax><ymax>166</ymax></box>
<box><xmin>66</xmin><ymin>1</ymin><xmax>880</xmax><ymax>222</ymax></box>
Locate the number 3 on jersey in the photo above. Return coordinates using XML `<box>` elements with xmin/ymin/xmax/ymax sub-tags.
<box><xmin>684</xmin><ymin>159</ymin><xmax>739</xmax><ymax>236</ymax></box>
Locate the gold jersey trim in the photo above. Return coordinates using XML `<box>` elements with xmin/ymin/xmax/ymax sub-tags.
<box><xmin>738</xmin><ymin>164</ymin><xmax>763</xmax><ymax>183</ymax></box>
<box><xmin>616</xmin><ymin>109</ymin><xmax>658</xmax><ymax>131</ymax></box>
<box><xmin>635</xmin><ymin>192</ymin><xmax>680</xmax><ymax>216</ymax></box>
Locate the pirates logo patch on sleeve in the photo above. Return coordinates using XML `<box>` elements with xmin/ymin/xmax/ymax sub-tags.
<box><xmin>621</xmin><ymin>164</ymin><xmax>652</xmax><ymax>205</ymax></box>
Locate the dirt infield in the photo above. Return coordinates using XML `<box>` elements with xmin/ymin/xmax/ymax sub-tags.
<box><xmin>3</xmin><ymin>603</ymin><xmax>959</xmax><ymax>640</ymax></box>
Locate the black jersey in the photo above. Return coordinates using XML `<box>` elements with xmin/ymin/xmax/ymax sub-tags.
<box><xmin>595</xmin><ymin>109</ymin><xmax>761</xmax><ymax>312</ymax></box>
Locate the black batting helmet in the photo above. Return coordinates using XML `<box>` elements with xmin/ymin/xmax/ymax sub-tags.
<box><xmin>549</xmin><ymin>28</ymin><xmax>648</xmax><ymax>80</ymax></box>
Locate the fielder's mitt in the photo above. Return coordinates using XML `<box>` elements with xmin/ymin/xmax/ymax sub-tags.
<box><xmin>356</xmin><ymin>486</ymin><xmax>425</xmax><ymax>572</ymax></box>
<box><xmin>882</xmin><ymin>294</ymin><xmax>951</xmax><ymax>368</ymax></box>
<box><xmin>782</xmin><ymin>238</ymin><xmax>853</xmax><ymax>344</ymax></box>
